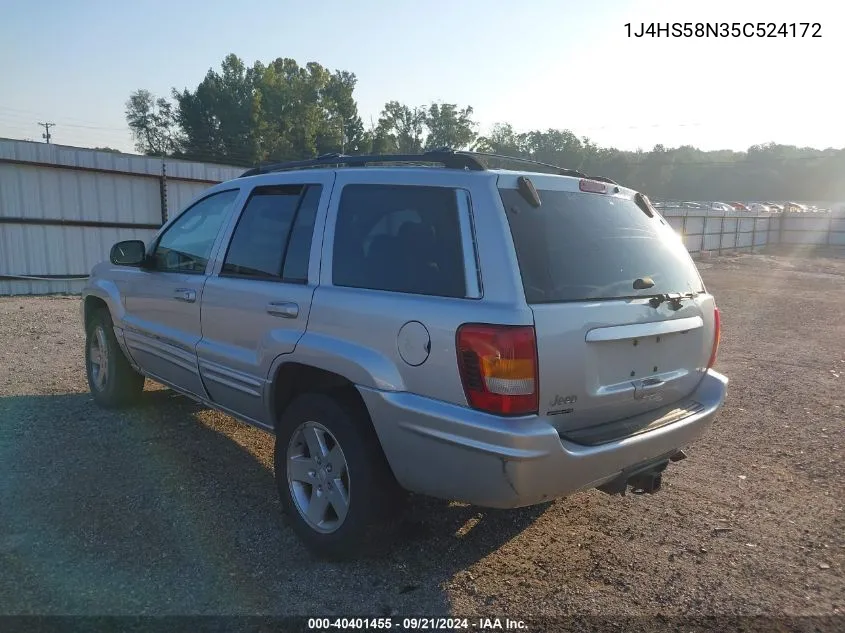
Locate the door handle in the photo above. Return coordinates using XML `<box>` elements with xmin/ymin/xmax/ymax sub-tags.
<box><xmin>174</xmin><ymin>288</ymin><xmax>197</xmax><ymax>303</ymax></box>
<box><xmin>266</xmin><ymin>301</ymin><xmax>299</xmax><ymax>318</ymax></box>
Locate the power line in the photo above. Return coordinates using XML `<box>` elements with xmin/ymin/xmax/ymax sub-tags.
<box><xmin>0</xmin><ymin>112</ymin><xmax>128</xmax><ymax>133</ymax></box>
<box><xmin>0</xmin><ymin>106</ymin><xmax>128</xmax><ymax>130</ymax></box>
<box><xmin>37</xmin><ymin>122</ymin><xmax>55</xmax><ymax>144</ymax></box>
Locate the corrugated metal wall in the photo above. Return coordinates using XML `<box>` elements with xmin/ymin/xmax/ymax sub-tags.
<box><xmin>166</xmin><ymin>181</ymin><xmax>223</xmax><ymax>220</ymax></box>
<box><xmin>781</xmin><ymin>212</ymin><xmax>845</xmax><ymax>246</ymax></box>
<box><xmin>663</xmin><ymin>213</ymin><xmax>781</xmax><ymax>254</ymax></box>
<box><xmin>0</xmin><ymin>139</ymin><xmax>243</xmax><ymax>295</ymax></box>
<box><xmin>663</xmin><ymin>211</ymin><xmax>845</xmax><ymax>252</ymax></box>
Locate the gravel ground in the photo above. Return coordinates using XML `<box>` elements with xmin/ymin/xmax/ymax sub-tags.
<box><xmin>1</xmin><ymin>250</ymin><xmax>843</xmax><ymax>628</ymax></box>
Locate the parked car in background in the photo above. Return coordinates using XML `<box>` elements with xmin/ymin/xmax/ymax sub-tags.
<box><xmin>681</xmin><ymin>201</ymin><xmax>704</xmax><ymax>209</ymax></box>
<box><xmin>747</xmin><ymin>203</ymin><xmax>772</xmax><ymax>213</ymax></box>
<box><xmin>764</xmin><ymin>203</ymin><xmax>784</xmax><ymax>213</ymax></box>
<box><xmin>79</xmin><ymin>149</ymin><xmax>728</xmax><ymax>558</ymax></box>
<box><xmin>709</xmin><ymin>202</ymin><xmax>735</xmax><ymax>213</ymax></box>
<box><xmin>729</xmin><ymin>202</ymin><xmax>750</xmax><ymax>212</ymax></box>
<box><xmin>784</xmin><ymin>202</ymin><xmax>807</xmax><ymax>213</ymax></box>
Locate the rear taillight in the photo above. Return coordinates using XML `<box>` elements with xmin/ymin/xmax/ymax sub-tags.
<box><xmin>707</xmin><ymin>306</ymin><xmax>721</xmax><ymax>369</ymax></box>
<box><xmin>456</xmin><ymin>324</ymin><xmax>538</xmax><ymax>416</ymax></box>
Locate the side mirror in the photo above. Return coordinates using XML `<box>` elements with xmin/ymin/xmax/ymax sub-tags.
<box><xmin>110</xmin><ymin>240</ymin><xmax>146</xmax><ymax>267</ymax></box>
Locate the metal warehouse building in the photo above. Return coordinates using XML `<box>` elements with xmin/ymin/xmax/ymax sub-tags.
<box><xmin>0</xmin><ymin>138</ymin><xmax>242</xmax><ymax>296</ymax></box>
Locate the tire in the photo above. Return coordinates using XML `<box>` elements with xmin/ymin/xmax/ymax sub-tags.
<box><xmin>274</xmin><ymin>391</ymin><xmax>405</xmax><ymax>559</ymax></box>
<box><xmin>85</xmin><ymin>309</ymin><xmax>145</xmax><ymax>408</ymax></box>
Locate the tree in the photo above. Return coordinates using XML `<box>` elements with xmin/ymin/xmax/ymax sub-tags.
<box><xmin>522</xmin><ymin>129</ymin><xmax>585</xmax><ymax>169</ymax></box>
<box><xmin>320</xmin><ymin>70</ymin><xmax>365</xmax><ymax>154</ymax></box>
<box><xmin>172</xmin><ymin>54</ymin><xmax>259</xmax><ymax>165</ymax></box>
<box><xmin>423</xmin><ymin>103</ymin><xmax>477</xmax><ymax>150</ymax></box>
<box><xmin>474</xmin><ymin>123</ymin><xmax>526</xmax><ymax>155</ymax></box>
<box><xmin>370</xmin><ymin>101</ymin><xmax>478</xmax><ymax>153</ymax></box>
<box><xmin>165</xmin><ymin>54</ymin><xmax>367</xmax><ymax>164</ymax></box>
<box><xmin>124</xmin><ymin>53</ymin><xmax>845</xmax><ymax>199</ymax></box>
<box><xmin>628</xmin><ymin>144</ymin><xmax>674</xmax><ymax>196</ymax></box>
<box><xmin>375</xmin><ymin>101</ymin><xmax>426</xmax><ymax>153</ymax></box>
<box><xmin>251</xmin><ymin>58</ymin><xmax>327</xmax><ymax>162</ymax></box>
<box><xmin>125</xmin><ymin>89</ymin><xmax>180</xmax><ymax>156</ymax></box>
<box><xmin>473</xmin><ymin>123</ymin><xmax>528</xmax><ymax>158</ymax></box>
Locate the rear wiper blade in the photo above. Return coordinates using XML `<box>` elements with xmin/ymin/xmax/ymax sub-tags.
<box><xmin>647</xmin><ymin>291</ymin><xmax>698</xmax><ymax>310</ymax></box>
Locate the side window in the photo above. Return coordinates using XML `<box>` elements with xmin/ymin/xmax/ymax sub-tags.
<box><xmin>154</xmin><ymin>189</ymin><xmax>239</xmax><ymax>273</ymax></box>
<box><xmin>222</xmin><ymin>184</ymin><xmax>322</xmax><ymax>282</ymax></box>
<box><xmin>282</xmin><ymin>185</ymin><xmax>322</xmax><ymax>282</ymax></box>
<box><xmin>332</xmin><ymin>184</ymin><xmax>467</xmax><ymax>298</ymax></box>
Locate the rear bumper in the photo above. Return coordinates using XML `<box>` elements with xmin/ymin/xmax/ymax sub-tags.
<box><xmin>359</xmin><ymin>369</ymin><xmax>728</xmax><ymax>508</ymax></box>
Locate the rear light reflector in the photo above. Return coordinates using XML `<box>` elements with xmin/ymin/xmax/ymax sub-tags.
<box><xmin>456</xmin><ymin>324</ymin><xmax>538</xmax><ymax>416</ymax></box>
<box><xmin>579</xmin><ymin>179</ymin><xmax>607</xmax><ymax>194</ymax></box>
<box><xmin>707</xmin><ymin>306</ymin><xmax>721</xmax><ymax>369</ymax></box>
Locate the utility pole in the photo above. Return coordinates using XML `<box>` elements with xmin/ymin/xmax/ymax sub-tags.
<box><xmin>38</xmin><ymin>122</ymin><xmax>55</xmax><ymax>144</ymax></box>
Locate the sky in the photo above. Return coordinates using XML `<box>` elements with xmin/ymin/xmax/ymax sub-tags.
<box><xmin>1</xmin><ymin>0</ymin><xmax>843</xmax><ymax>156</ymax></box>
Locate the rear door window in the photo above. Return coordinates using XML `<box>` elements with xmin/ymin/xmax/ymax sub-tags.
<box><xmin>332</xmin><ymin>184</ymin><xmax>467</xmax><ymax>298</ymax></box>
<box><xmin>500</xmin><ymin>187</ymin><xmax>704</xmax><ymax>303</ymax></box>
<box><xmin>222</xmin><ymin>184</ymin><xmax>322</xmax><ymax>282</ymax></box>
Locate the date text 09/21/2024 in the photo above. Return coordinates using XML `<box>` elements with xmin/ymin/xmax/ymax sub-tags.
<box><xmin>624</xmin><ymin>22</ymin><xmax>822</xmax><ymax>38</ymax></box>
<box><xmin>307</xmin><ymin>617</ymin><xmax>527</xmax><ymax>630</ymax></box>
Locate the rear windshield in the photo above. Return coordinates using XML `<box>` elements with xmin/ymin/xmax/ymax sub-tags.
<box><xmin>500</xmin><ymin>188</ymin><xmax>704</xmax><ymax>303</ymax></box>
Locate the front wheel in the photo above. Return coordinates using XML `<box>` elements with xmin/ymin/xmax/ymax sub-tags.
<box><xmin>274</xmin><ymin>392</ymin><xmax>405</xmax><ymax>559</ymax></box>
<box><xmin>85</xmin><ymin>310</ymin><xmax>145</xmax><ymax>408</ymax></box>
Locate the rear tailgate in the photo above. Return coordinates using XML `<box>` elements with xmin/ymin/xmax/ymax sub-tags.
<box><xmin>498</xmin><ymin>174</ymin><xmax>717</xmax><ymax>434</ymax></box>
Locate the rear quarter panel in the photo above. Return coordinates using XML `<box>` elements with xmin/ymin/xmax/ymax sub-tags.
<box><xmin>286</xmin><ymin>168</ymin><xmax>534</xmax><ymax>406</ymax></box>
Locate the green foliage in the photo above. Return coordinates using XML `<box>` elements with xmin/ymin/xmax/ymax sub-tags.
<box><xmin>125</xmin><ymin>89</ymin><xmax>181</xmax><ymax>156</ymax></box>
<box><xmin>424</xmin><ymin>104</ymin><xmax>477</xmax><ymax>150</ymax></box>
<box><xmin>375</xmin><ymin>101</ymin><xmax>426</xmax><ymax>154</ymax></box>
<box><xmin>166</xmin><ymin>54</ymin><xmax>367</xmax><ymax>165</ymax></box>
<box><xmin>126</xmin><ymin>54</ymin><xmax>845</xmax><ymax>200</ymax></box>
<box><xmin>172</xmin><ymin>54</ymin><xmax>261</xmax><ymax>164</ymax></box>
<box><xmin>477</xmin><ymin>132</ymin><xmax>845</xmax><ymax>201</ymax></box>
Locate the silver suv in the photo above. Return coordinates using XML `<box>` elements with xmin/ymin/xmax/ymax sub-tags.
<box><xmin>81</xmin><ymin>150</ymin><xmax>728</xmax><ymax>558</ymax></box>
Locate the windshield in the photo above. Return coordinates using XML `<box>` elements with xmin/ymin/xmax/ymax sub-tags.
<box><xmin>500</xmin><ymin>188</ymin><xmax>705</xmax><ymax>303</ymax></box>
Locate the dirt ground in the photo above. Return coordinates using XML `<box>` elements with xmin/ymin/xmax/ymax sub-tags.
<box><xmin>1</xmin><ymin>249</ymin><xmax>843</xmax><ymax>629</ymax></box>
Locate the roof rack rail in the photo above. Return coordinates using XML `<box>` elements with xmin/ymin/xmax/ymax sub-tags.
<box><xmin>459</xmin><ymin>151</ymin><xmax>588</xmax><ymax>178</ymax></box>
<box><xmin>238</xmin><ymin>148</ymin><xmax>486</xmax><ymax>177</ymax></box>
<box><xmin>237</xmin><ymin>147</ymin><xmax>618</xmax><ymax>184</ymax></box>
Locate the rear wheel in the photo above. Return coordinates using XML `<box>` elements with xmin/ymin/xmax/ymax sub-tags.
<box><xmin>274</xmin><ymin>391</ymin><xmax>404</xmax><ymax>559</ymax></box>
<box><xmin>85</xmin><ymin>310</ymin><xmax>145</xmax><ymax>408</ymax></box>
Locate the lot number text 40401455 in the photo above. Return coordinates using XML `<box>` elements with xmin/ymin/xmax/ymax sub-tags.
<box><xmin>307</xmin><ymin>617</ymin><xmax>528</xmax><ymax>631</ymax></box>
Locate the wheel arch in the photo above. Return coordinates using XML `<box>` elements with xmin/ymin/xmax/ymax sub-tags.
<box><xmin>81</xmin><ymin>278</ymin><xmax>125</xmax><ymax>328</ymax></box>
<box><xmin>81</xmin><ymin>280</ymin><xmax>137</xmax><ymax>370</ymax></box>
<box><xmin>267</xmin><ymin>360</ymin><xmax>405</xmax><ymax>485</ymax></box>
<box><xmin>265</xmin><ymin>333</ymin><xmax>406</xmax><ymax>429</ymax></box>
<box><xmin>269</xmin><ymin>362</ymin><xmax>366</xmax><ymax>434</ymax></box>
